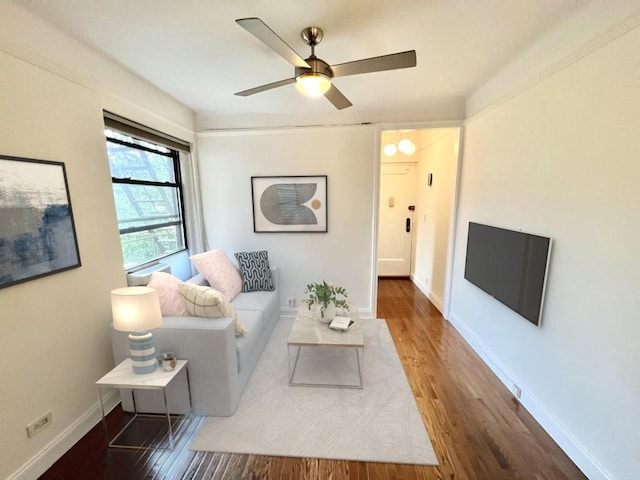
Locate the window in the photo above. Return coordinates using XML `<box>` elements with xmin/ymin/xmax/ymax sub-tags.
<box><xmin>105</xmin><ymin>128</ymin><xmax>187</xmax><ymax>269</ymax></box>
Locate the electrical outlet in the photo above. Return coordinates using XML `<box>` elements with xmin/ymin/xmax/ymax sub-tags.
<box><xmin>288</xmin><ymin>298</ymin><xmax>296</xmax><ymax>308</ymax></box>
<box><xmin>27</xmin><ymin>411</ymin><xmax>52</xmax><ymax>438</ymax></box>
<box><xmin>512</xmin><ymin>384</ymin><xmax>522</xmax><ymax>400</ymax></box>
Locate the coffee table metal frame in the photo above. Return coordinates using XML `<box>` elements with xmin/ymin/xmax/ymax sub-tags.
<box><xmin>287</xmin><ymin>303</ymin><xmax>364</xmax><ymax>389</ymax></box>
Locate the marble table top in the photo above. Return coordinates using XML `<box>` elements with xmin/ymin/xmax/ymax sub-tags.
<box><xmin>288</xmin><ymin>303</ymin><xmax>364</xmax><ymax>348</ymax></box>
<box><xmin>96</xmin><ymin>358</ymin><xmax>188</xmax><ymax>390</ymax></box>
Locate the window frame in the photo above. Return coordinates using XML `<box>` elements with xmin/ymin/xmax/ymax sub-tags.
<box><xmin>106</xmin><ymin>128</ymin><xmax>188</xmax><ymax>269</ymax></box>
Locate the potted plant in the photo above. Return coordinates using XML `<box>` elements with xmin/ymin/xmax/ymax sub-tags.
<box><xmin>304</xmin><ymin>281</ymin><xmax>349</xmax><ymax>322</ymax></box>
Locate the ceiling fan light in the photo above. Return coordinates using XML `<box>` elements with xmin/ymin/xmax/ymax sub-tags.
<box><xmin>383</xmin><ymin>143</ymin><xmax>397</xmax><ymax>156</ymax></box>
<box><xmin>296</xmin><ymin>73</ymin><xmax>331</xmax><ymax>97</ymax></box>
<box><xmin>398</xmin><ymin>139</ymin><xmax>416</xmax><ymax>155</ymax></box>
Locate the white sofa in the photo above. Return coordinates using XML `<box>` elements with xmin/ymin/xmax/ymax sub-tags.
<box><xmin>110</xmin><ymin>267</ymin><xmax>280</xmax><ymax>416</ymax></box>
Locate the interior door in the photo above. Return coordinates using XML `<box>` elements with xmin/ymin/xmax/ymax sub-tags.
<box><xmin>377</xmin><ymin>164</ymin><xmax>418</xmax><ymax>276</ymax></box>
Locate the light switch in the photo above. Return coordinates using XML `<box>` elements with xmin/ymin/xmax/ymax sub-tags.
<box><xmin>389</xmin><ymin>196</ymin><xmax>394</xmax><ymax>207</ymax></box>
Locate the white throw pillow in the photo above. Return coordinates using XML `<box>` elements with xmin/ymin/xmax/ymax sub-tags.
<box><xmin>178</xmin><ymin>283</ymin><xmax>247</xmax><ymax>336</ymax></box>
<box><xmin>190</xmin><ymin>249</ymin><xmax>242</xmax><ymax>301</ymax></box>
<box><xmin>147</xmin><ymin>272</ymin><xmax>189</xmax><ymax>316</ymax></box>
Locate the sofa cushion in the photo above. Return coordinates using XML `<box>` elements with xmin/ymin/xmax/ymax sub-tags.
<box><xmin>190</xmin><ymin>249</ymin><xmax>242</xmax><ymax>301</ymax></box>
<box><xmin>186</xmin><ymin>273</ymin><xmax>208</xmax><ymax>286</ymax></box>
<box><xmin>232</xmin><ymin>290</ymin><xmax>280</xmax><ymax>333</ymax></box>
<box><xmin>178</xmin><ymin>283</ymin><xmax>247</xmax><ymax>336</ymax></box>
<box><xmin>148</xmin><ymin>272</ymin><xmax>189</xmax><ymax>316</ymax></box>
<box><xmin>234</xmin><ymin>310</ymin><xmax>264</xmax><ymax>374</ymax></box>
<box><xmin>234</xmin><ymin>250</ymin><xmax>275</xmax><ymax>292</ymax></box>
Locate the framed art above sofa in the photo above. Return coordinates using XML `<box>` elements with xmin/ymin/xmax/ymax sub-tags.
<box><xmin>251</xmin><ymin>175</ymin><xmax>327</xmax><ymax>233</ymax></box>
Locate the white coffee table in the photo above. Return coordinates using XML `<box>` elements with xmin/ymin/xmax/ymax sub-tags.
<box><xmin>287</xmin><ymin>303</ymin><xmax>364</xmax><ymax>388</ymax></box>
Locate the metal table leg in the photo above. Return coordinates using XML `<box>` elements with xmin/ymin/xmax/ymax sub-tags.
<box><xmin>289</xmin><ymin>345</ymin><xmax>302</xmax><ymax>385</ymax></box>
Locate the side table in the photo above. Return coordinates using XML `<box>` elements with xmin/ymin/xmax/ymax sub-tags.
<box><xmin>96</xmin><ymin>358</ymin><xmax>192</xmax><ymax>450</ymax></box>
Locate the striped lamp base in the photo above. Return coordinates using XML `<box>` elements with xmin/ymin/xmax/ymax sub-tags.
<box><xmin>128</xmin><ymin>331</ymin><xmax>158</xmax><ymax>374</ymax></box>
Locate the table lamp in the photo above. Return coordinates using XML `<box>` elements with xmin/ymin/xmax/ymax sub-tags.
<box><xmin>111</xmin><ymin>286</ymin><xmax>163</xmax><ymax>374</ymax></box>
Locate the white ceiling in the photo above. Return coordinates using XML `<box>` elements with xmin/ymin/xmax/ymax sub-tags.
<box><xmin>18</xmin><ymin>0</ymin><xmax>589</xmax><ymax>128</ymax></box>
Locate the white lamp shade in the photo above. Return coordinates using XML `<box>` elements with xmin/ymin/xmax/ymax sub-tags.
<box><xmin>295</xmin><ymin>73</ymin><xmax>331</xmax><ymax>97</ymax></box>
<box><xmin>111</xmin><ymin>286</ymin><xmax>163</xmax><ymax>332</ymax></box>
<box><xmin>398</xmin><ymin>139</ymin><xmax>416</xmax><ymax>155</ymax></box>
<box><xmin>383</xmin><ymin>143</ymin><xmax>398</xmax><ymax>156</ymax></box>
<box><xmin>398</xmin><ymin>138</ymin><xmax>416</xmax><ymax>155</ymax></box>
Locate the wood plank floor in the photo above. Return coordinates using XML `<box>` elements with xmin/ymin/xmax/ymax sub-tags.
<box><xmin>40</xmin><ymin>278</ymin><xmax>587</xmax><ymax>479</ymax></box>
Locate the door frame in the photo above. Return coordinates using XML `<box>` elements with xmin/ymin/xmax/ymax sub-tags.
<box><xmin>371</xmin><ymin>121</ymin><xmax>464</xmax><ymax>319</ymax></box>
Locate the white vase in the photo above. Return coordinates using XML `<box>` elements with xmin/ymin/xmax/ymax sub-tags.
<box><xmin>313</xmin><ymin>302</ymin><xmax>336</xmax><ymax>323</ymax></box>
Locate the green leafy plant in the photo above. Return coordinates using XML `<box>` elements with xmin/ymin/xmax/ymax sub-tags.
<box><xmin>304</xmin><ymin>281</ymin><xmax>349</xmax><ymax>317</ymax></box>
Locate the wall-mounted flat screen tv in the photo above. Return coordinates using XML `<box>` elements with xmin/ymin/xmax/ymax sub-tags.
<box><xmin>464</xmin><ymin>222</ymin><xmax>552</xmax><ymax>326</ymax></box>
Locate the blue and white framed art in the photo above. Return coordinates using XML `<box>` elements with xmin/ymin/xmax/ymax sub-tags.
<box><xmin>0</xmin><ymin>155</ymin><xmax>81</xmax><ymax>288</ymax></box>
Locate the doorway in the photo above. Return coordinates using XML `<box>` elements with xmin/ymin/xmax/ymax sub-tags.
<box><xmin>377</xmin><ymin>162</ymin><xmax>418</xmax><ymax>276</ymax></box>
<box><xmin>376</xmin><ymin>126</ymin><xmax>462</xmax><ymax>316</ymax></box>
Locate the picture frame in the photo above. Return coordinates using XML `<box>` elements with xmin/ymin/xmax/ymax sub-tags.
<box><xmin>0</xmin><ymin>155</ymin><xmax>81</xmax><ymax>289</ymax></box>
<box><xmin>251</xmin><ymin>175</ymin><xmax>328</xmax><ymax>233</ymax></box>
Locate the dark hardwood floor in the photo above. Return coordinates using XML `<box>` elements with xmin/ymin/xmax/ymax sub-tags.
<box><xmin>40</xmin><ymin>278</ymin><xmax>587</xmax><ymax>479</ymax></box>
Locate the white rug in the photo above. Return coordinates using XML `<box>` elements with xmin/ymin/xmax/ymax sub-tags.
<box><xmin>190</xmin><ymin>317</ymin><xmax>438</xmax><ymax>465</ymax></box>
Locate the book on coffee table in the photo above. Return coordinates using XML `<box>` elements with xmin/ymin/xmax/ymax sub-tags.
<box><xmin>329</xmin><ymin>316</ymin><xmax>355</xmax><ymax>331</ymax></box>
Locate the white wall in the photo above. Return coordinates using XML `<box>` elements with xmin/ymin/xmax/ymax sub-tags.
<box><xmin>411</xmin><ymin>130</ymin><xmax>459</xmax><ymax>311</ymax></box>
<box><xmin>450</xmin><ymin>23</ymin><xmax>640</xmax><ymax>480</ymax></box>
<box><xmin>196</xmin><ymin>126</ymin><xmax>376</xmax><ymax>316</ymax></box>
<box><xmin>0</xmin><ymin>48</ymin><xmax>124</xmax><ymax>480</ymax></box>
<box><xmin>0</xmin><ymin>4</ymin><xmax>195</xmax><ymax>478</ymax></box>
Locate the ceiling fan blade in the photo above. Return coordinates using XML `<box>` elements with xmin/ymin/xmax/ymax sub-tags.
<box><xmin>236</xmin><ymin>18</ymin><xmax>310</xmax><ymax>68</ymax></box>
<box><xmin>324</xmin><ymin>84</ymin><xmax>353</xmax><ymax>110</ymax></box>
<box><xmin>235</xmin><ymin>78</ymin><xmax>295</xmax><ymax>97</ymax></box>
<box><xmin>332</xmin><ymin>50</ymin><xmax>416</xmax><ymax>78</ymax></box>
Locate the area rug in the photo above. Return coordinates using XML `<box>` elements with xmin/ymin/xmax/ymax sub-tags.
<box><xmin>189</xmin><ymin>317</ymin><xmax>438</xmax><ymax>465</ymax></box>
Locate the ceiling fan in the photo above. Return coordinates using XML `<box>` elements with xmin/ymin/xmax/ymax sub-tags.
<box><xmin>234</xmin><ymin>17</ymin><xmax>417</xmax><ymax>110</ymax></box>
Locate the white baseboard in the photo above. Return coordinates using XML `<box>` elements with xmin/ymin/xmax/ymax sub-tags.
<box><xmin>410</xmin><ymin>275</ymin><xmax>444</xmax><ymax>313</ymax></box>
<box><xmin>447</xmin><ymin>312</ymin><xmax>613</xmax><ymax>480</ymax></box>
<box><xmin>9</xmin><ymin>389</ymin><xmax>120</xmax><ymax>480</ymax></box>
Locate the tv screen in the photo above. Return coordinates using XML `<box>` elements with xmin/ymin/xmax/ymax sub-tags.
<box><xmin>464</xmin><ymin>222</ymin><xmax>551</xmax><ymax>326</ymax></box>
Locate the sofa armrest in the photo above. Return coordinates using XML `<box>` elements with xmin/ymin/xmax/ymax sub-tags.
<box><xmin>110</xmin><ymin>315</ymin><xmax>241</xmax><ymax>416</ymax></box>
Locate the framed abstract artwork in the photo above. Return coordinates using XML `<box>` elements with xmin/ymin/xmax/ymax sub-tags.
<box><xmin>0</xmin><ymin>155</ymin><xmax>81</xmax><ymax>289</ymax></box>
<box><xmin>251</xmin><ymin>175</ymin><xmax>328</xmax><ymax>233</ymax></box>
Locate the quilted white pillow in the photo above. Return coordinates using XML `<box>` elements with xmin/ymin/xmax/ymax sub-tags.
<box><xmin>190</xmin><ymin>249</ymin><xmax>242</xmax><ymax>301</ymax></box>
<box><xmin>147</xmin><ymin>272</ymin><xmax>189</xmax><ymax>316</ymax></box>
<box><xmin>178</xmin><ymin>283</ymin><xmax>247</xmax><ymax>336</ymax></box>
